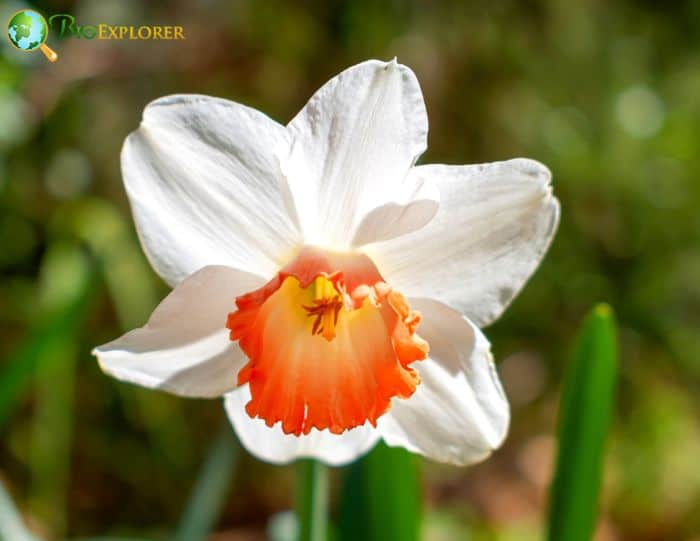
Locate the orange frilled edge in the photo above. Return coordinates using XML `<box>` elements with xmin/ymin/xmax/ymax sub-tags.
<box><xmin>226</xmin><ymin>246</ymin><xmax>429</xmax><ymax>436</ymax></box>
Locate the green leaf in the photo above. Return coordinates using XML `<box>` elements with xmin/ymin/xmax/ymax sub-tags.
<box><xmin>338</xmin><ymin>442</ymin><xmax>421</xmax><ymax>541</ymax></box>
<box><xmin>296</xmin><ymin>460</ymin><xmax>329</xmax><ymax>541</ymax></box>
<box><xmin>547</xmin><ymin>304</ymin><xmax>618</xmax><ymax>541</ymax></box>
<box><xmin>29</xmin><ymin>243</ymin><xmax>92</xmax><ymax>537</ymax></box>
<box><xmin>172</xmin><ymin>426</ymin><xmax>239</xmax><ymax>541</ymax></box>
<box><xmin>0</xmin><ymin>244</ymin><xmax>96</xmax><ymax>430</ymax></box>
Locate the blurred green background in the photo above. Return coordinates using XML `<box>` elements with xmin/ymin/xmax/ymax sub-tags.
<box><xmin>1</xmin><ymin>0</ymin><xmax>699</xmax><ymax>539</ymax></box>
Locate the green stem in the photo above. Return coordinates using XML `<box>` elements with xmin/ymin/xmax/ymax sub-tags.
<box><xmin>296</xmin><ymin>459</ymin><xmax>329</xmax><ymax>541</ymax></box>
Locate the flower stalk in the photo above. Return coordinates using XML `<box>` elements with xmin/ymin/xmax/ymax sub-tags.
<box><xmin>296</xmin><ymin>459</ymin><xmax>329</xmax><ymax>541</ymax></box>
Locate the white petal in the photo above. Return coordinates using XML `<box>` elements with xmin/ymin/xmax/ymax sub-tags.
<box><xmin>365</xmin><ymin>159</ymin><xmax>559</xmax><ymax>327</ymax></box>
<box><xmin>378</xmin><ymin>298</ymin><xmax>510</xmax><ymax>466</ymax></box>
<box><xmin>225</xmin><ymin>386</ymin><xmax>381</xmax><ymax>466</ymax></box>
<box><xmin>122</xmin><ymin>94</ymin><xmax>302</xmax><ymax>287</ymax></box>
<box><xmin>351</xmin><ymin>175</ymin><xmax>439</xmax><ymax>246</ymax></box>
<box><xmin>281</xmin><ymin>59</ymin><xmax>428</xmax><ymax>247</ymax></box>
<box><xmin>94</xmin><ymin>266</ymin><xmax>264</xmax><ymax>398</ymax></box>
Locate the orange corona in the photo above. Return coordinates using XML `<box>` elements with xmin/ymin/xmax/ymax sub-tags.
<box><xmin>227</xmin><ymin>246</ymin><xmax>429</xmax><ymax>436</ymax></box>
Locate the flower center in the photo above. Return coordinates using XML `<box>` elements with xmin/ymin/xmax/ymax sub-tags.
<box><xmin>226</xmin><ymin>246</ymin><xmax>428</xmax><ymax>436</ymax></box>
<box><xmin>302</xmin><ymin>277</ymin><xmax>345</xmax><ymax>341</ymax></box>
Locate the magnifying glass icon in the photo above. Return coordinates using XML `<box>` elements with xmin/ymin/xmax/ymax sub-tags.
<box><xmin>7</xmin><ymin>9</ymin><xmax>58</xmax><ymax>62</ymax></box>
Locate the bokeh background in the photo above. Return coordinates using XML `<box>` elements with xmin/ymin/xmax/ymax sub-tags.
<box><xmin>1</xmin><ymin>0</ymin><xmax>700</xmax><ymax>539</ymax></box>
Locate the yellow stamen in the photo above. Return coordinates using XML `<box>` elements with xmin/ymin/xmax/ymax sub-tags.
<box><xmin>302</xmin><ymin>277</ymin><xmax>344</xmax><ymax>341</ymax></box>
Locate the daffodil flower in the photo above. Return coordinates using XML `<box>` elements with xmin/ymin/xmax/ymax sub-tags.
<box><xmin>94</xmin><ymin>59</ymin><xmax>559</xmax><ymax>466</ymax></box>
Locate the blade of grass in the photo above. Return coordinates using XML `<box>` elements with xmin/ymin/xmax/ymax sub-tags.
<box><xmin>338</xmin><ymin>442</ymin><xmax>420</xmax><ymax>541</ymax></box>
<box><xmin>547</xmin><ymin>304</ymin><xmax>618</xmax><ymax>541</ymax></box>
<box><xmin>0</xmin><ymin>250</ymin><xmax>96</xmax><ymax>430</ymax></box>
<box><xmin>28</xmin><ymin>336</ymin><xmax>77</xmax><ymax>536</ymax></box>
<box><xmin>172</xmin><ymin>425</ymin><xmax>239</xmax><ymax>541</ymax></box>
<box><xmin>296</xmin><ymin>459</ymin><xmax>329</xmax><ymax>541</ymax></box>
<box><xmin>29</xmin><ymin>243</ymin><xmax>91</xmax><ymax>537</ymax></box>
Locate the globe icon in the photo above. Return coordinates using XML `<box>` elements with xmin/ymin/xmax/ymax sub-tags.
<box><xmin>6</xmin><ymin>9</ymin><xmax>58</xmax><ymax>61</ymax></box>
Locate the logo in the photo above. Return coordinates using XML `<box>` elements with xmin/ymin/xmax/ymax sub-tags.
<box><xmin>6</xmin><ymin>9</ymin><xmax>58</xmax><ymax>62</ymax></box>
<box><xmin>6</xmin><ymin>9</ymin><xmax>186</xmax><ymax>63</ymax></box>
<box><xmin>48</xmin><ymin>14</ymin><xmax>185</xmax><ymax>41</ymax></box>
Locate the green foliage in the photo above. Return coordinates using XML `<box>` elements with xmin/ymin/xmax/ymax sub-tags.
<box><xmin>547</xmin><ymin>305</ymin><xmax>618</xmax><ymax>541</ymax></box>
<box><xmin>338</xmin><ymin>443</ymin><xmax>421</xmax><ymax>541</ymax></box>
<box><xmin>296</xmin><ymin>460</ymin><xmax>329</xmax><ymax>541</ymax></box>
<box><xmin>0</xmin><ymin>244</ymin><xmax>96</xmax><ymax>429</ymax></box>
<box><xmin>172</xmin><ymin>427</ymin><xmax>239</xmax><ymax>541</ymax></box>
